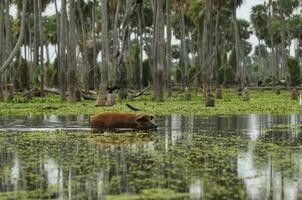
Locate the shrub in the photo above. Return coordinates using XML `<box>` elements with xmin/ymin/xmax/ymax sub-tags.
<box><xmin>287</xmin><ymin>57</ymin><xmax>301</xmax><ymax>86</ymax></box>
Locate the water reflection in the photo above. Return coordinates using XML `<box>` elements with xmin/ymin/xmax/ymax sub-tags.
<box><xmin>0</xmin><ymin>114</ymin><xmax>302</xmax><ymax>199</ymax></box>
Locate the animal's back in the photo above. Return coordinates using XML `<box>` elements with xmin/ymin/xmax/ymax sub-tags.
<box><xmin>90</xmin><ymin>112</ymin><xmax>138</xmax><ymax>129</ymax></box>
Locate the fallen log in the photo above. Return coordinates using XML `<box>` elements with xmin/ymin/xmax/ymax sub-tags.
<box><xmin>128</xmin><ymin>85</ymin><xmax>151</xmax><ymax>100</ymax></box>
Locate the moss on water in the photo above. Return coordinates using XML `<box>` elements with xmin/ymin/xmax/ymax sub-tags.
<box><xmin>0</xmin><ymin>90</ymin><xmax>302</xmax><ymax>116</ymax></box>
<box><xmin>0</xmin><ymin>128</ymin><xmax>301</xmax><ymax>199</ymax></box>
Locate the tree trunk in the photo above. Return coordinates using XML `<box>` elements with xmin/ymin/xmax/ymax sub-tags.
<box><xmin>201</xmin><ymin>1</ymin><xmax>214</xmax><ymax>107</ymax></box>
<box><xmin>138</xmin><ymin>2</ymin><xmax>144</xmax><ymax>91</ymax></box>
<box><xmin>0</xmin><ymin>0</ymin><xmax>3</xmax><ymax>65</ymax></box>
<box><xmin>154</xmin><ymin>0</ymin><xmax>164</xmax><ymax>102</ymax></box>
<box><xmin>96</xmin><ymin>0</ymin><xmax>110</xmax><ymax>106</ymax></box>
<box><xmin>117</xmin><ymin>0</ymin><xmax>133</xmax><ymax>100</ymax></box>
<box><xmin>180</xmin><ymin>8</ymin><xmax>188</xmax><ymax>89</ymax></box>
<box><xmin>232</xmin><ymin>4</ymin><xmax>244</xmax><ymax>92</ymax></box>
<box><xmin>112</xmin><ymin>0</ymin><xmax>121</xmax><ymax>87</ymax></box>
<box><xmin>77</xmin><ymin>1</ymin><xmax>90</xmax><ymax>93</ymax></box>
<box><xmin>268</xmin><ymin>0</ymin><xmax>277</xmax><ymax>88</ymax></box>
<box><xmin>92</xmin><ymin>0</ymin><xmax>97</xmax><ymax>89</ymax></box>
<box><xmin>33</xmin><ymin>0</ymin><xmax>39</xmax><ymax>72</ymax></box>
<box><xmin>4</xmin><ymin>0</ymin><xmax>12</xmax><ymax>86</ymax></box>
<box><xmin>0</xmin><ymin>0</ymin><xmax>4</xmax><ymax>100</ymax></box>
<box><xmin>0</xmin><ymin>0</ymin><xmax>27</xmax><ymax>75</ymax></box>
<box><xmin>280</xmin><ymin>12</ymin><xmax>287</xmax><ymax>85</ymax></box>
<box><xmin>166</xmin><ymin>0</ymin><xmax>172</xmax><ymax>97</ymax></box>
<box><xmin>68</xmin><ymin>0</ymin><xmax>77</xmax><ymax>102</ymax></box>
<box><xmin>38</xmin><ymin>0</ymin><xmax>44</xmax><ymax>96</ymax></box>
<box><xmin>59</xmin><ymin>0</ymin><xmax>67</xmax><ymax>101</ymax></box>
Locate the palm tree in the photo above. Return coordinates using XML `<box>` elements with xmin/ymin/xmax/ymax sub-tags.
<box><xmin>251</xmin><ymin>4</ymin><xmax>269</xmax><ymax>84</ymax></box>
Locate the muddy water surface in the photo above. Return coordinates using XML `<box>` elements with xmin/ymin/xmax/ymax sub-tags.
<box><xmin>0</xmin><ymin>114</ymin><xmax>301</xmax><ymax>199</ymax></box>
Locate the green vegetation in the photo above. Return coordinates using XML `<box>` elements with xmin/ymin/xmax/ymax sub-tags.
<box><xmin>0</xmin><ymin>90</ymin><xmax>302</xmax><ymax>116</ymax></box>
<box><xmin>0</xmin><ymin>126</ymin><xmax>301</xmax><ymax>199</ymax></box>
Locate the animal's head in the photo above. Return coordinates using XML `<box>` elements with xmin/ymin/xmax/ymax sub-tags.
<box><xmin>135</xmin><ymin>114</ymin><xmax>157</xmax><ymax>129</ymax></box>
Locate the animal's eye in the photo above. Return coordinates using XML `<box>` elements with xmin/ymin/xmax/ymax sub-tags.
<box><xmin>150</xmin><ymin>116</ymin><xmax>154</xmax><ymax>120</ymax></box>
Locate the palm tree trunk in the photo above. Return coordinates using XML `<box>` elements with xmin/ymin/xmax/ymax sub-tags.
<box><xmin>180</xmin><ymin>8</ymin><xmax>188</xmax><ymax>89</ymax></box>
<box><xmin>280</xmin><ymin>12</ymin><xmax>287</xmax><ymax>85</ymax></box>
<box><xmin>54</xmin><ymin>0</ymin><xmax>60</xmax><ymax>72</ymax></box>
<box><xmin>119</xmin><ymin>0</ymin><xmax>133</xmax><ymax>99</ymax></box>
<box><xmin>154</xmin><ymin>0</ymin><xmax>164</xmax><ymax>102</ymax></box>
<box><xmin>33</xmin><ymin>0</ymin><xmax>39</xmax><ymax>72</ymax></box>
<box><xmin>68</xmin><ymin>0</ymin><xmax>77</xmax><ymax>102</ymax></box>
<box><xmin>92</xmin><ymin>0</ymin><xmax>97</xmax><ymax>89</ymax></box>
<box><xmin>232</xmin><ymin>5</ymin><xmax>244</xmax><ymax>91</ymax></box>
<box><xmin>4</xmin><ymin>0</ymin><xmax>12</xmax><ymax>87</ymax></box>
<box><xmin>38</xmin><ymin>0</ymin><xmax>44</xmax><ymax>96</ymax></box>
<box><xmin>0</xmin><ymin>0</ymin><xmax>4</xmax><ymax>100</ymax></box>
<box><xmin>0</xmin><ymin>0</ymin><xmax>3</xmax><ymax>65</ymax></box>
<box><xmin>202</xmin><ymin>1</ymin><xmax>214</xmax><ymax>107</ymax></box>
<box><xmin>77</xmin><ymin>1</ymin><xmax>90</xmax><ymax>94</ymax></box>
<box><xmin>112</xmin><ymin>0</ymin><xmax>121</xmax><ymax>88</ymax></box>
<box><xmin>138</xmin><ymin>3</ymin><xmax>144</xmax><ymax>91</ymax></box>
<box><xmin>166</xmin><ymin>0</ymin><xmax>172</xmax><ymax>97</ymax></box>
<box><xmin>59</xmin><ymin>0</ymin><xmax>67</xmax><ymax>101</ymax></box>
<box><xmin>0</xmin><ymin>0</ymin><xmax>27</xmax><ymax>75</ymax></box>
<box><xmin>96</xmin><ymin>0</ymin><xmax>110</xmax><ymax>106</ymax></box>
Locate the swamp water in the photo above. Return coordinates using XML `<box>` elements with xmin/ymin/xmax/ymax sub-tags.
<box><xmin>0</xmin><ymin>114</ymin><xmax>301</xmax><ymax>199</ymax></box>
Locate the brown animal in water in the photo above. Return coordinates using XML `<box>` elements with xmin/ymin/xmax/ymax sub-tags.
<box><xmin>89</xmin><ymin>112</ymin><xmax>157</xmax><ymax>130</ymax></box>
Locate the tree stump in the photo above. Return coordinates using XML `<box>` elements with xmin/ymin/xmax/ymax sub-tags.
<box><xmin>0</xmin><ymin>86</ymin><xmax>4</xmax><ymax>101</ymax></box>
<box><xmin>106</xmin><ymin>93</ymin><xmax>115</xmax><ymax>106</ymax></box>
<box><xmin>237</xmin><ymin>87</ymin><xmax>243</xmax><ymax>96</ymax></box>
<box><xmin>23</xmin><ymin>89</ymin><xmax>32</xmax><ymax>100</ymax></box>
<box><xmin>5</xmin><ymin>84</ymin><xmax>14</xmax><ymax>101</ymax></box>
<box><xmin>291</xmin><ymin>88</ymin><xmax>299</xmax><ymax>100</ymax></box>
<box><xmin>216</xmin><ymin>88</ymin><xmax>223</xmax><ymax>99</ymax></box>
<box><xmin>275</xmin><ymin>86</ymin><xmax>281</xmax><ymax>95</ymax></box>
<box><xmin>75</xmin><ymin>90</ymin><xmax>82</xmax><ymax>101</ymax></box>
<box><xmin>205</xmin><ymin>93</ymin><xmax>215</xmax><ymax>107</ymax></box>
<box><xmin>242</xmin><ymin>87</ymin><xmax>250</xmax><ymax>102</ymax></box>
<box><xmin>184</xmin><ymin>87</ymin><xmax>191</xmax><ymax>101</ymax></box>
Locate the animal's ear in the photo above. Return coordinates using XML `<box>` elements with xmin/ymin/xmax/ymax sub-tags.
<box><xmin>135</xmin><ymin>115</ymin><xmax>149</xmax><ymax>123</ymax></box>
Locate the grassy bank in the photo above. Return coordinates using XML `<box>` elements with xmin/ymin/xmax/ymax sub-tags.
<box><xmin>0</xmin><ymin>89</ymin><xmax>301</xmax><ymax>116</ymax></box>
